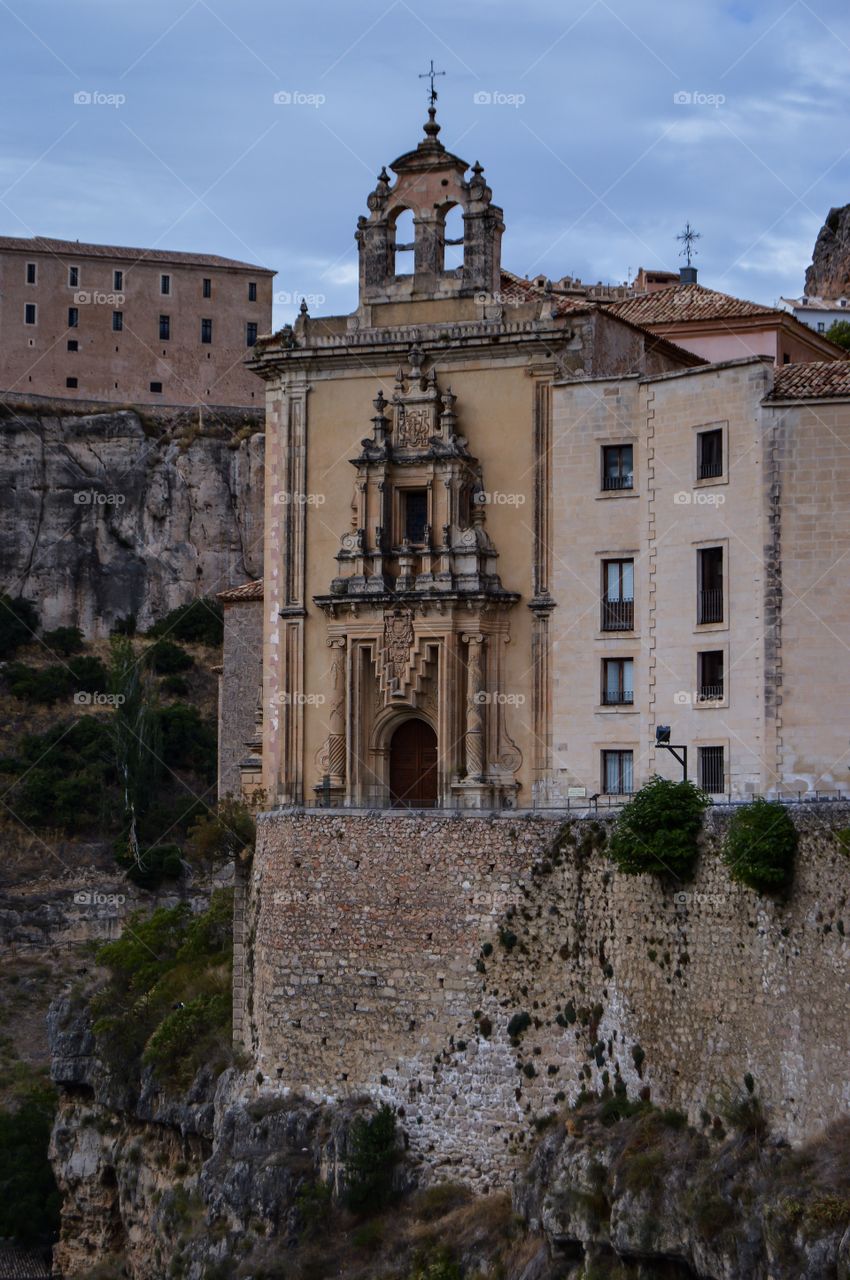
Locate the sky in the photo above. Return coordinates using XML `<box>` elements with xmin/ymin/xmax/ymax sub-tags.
<box><xmin>2</xmin><ymin>0</ymin><xmax>849</xmax><ymax>328</ymax></box>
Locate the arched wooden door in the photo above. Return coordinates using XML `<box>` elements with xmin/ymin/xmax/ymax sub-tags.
<box><xmin>389</xmin><ymin>719</ymin><xmax>438</xmax><ymax>808</ymax></box>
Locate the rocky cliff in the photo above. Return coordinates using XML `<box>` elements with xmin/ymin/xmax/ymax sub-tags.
<box><xmin>804</xmin><ymin>205</ymin><xmax>850</xmax><ymax>297</ymax></box>
<box><xmin>0</xmin><ymin>395</ymin><xmax>264</xmax><ymax>635</ymax></box>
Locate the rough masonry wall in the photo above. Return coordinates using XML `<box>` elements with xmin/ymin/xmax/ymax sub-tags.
<box><xmin>244</xmin><ymin>808</ymin><xmax>850</xmax><ymax>1188</ymax></box>
<box><xmin>218</xmin><ymin>599</ymin><xmax>262</xmax><ymax>798</ymax></box>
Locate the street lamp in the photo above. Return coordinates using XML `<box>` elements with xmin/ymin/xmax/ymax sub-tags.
<box><xmin>655</xmin><ymin>725</ymin><xmax>688</xmax><ymax>781</ymax></box>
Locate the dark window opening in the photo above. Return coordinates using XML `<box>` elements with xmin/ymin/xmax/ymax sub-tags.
<box><xmin>602</xmin><ymin>443</ymin><xmax>634</xmax><ymax>491</ymax></box>
<box><xmin>698</xmin><ymin>650</ymin><xmax>724</xmax><ymax>702</ymax></box>
<box><xmin>114</xmin><ymin>270</ymin><xmax>123</xmax><ymax>290</ymax></box>
<box><xmin>698</xmin><ymin>547</ymin><xmax>724</xmax><ymax>624</ymax></box>
<box><xmin>65</xmin><ymin>377</ymin><xmax>78</xmax><ymax>389</ymax></box>
<box><xmin>603</xmin><ymin>749</ymin><xmax>633</xmax><ymax>795</ymax></box>
<box><xmin>24</xmin><ymin>303</ymin><xmax>36</xmax><ymax>325</ymax></box>
<box><xmin>203</xmin><ymin>277</ymin><xmax>212</xmax><ymax>298</ymax></box>
<box><xmin>246</xmin><ymin>322</ymin><xmax>258</xmax><ymax>347</ymax></box>
<box><xmin>68</xmin><ymin>307</ymin><xmax>79</xmax><ymax>328</ymax></box>
<box><xmin>402</xmin><ymin>490</ymin><xmax>428</xmax><ymax>545</ymax></box>
<box><xmin>161</xmin><ymin>274</ymin><xmax>170</xmax><ymax>295</ymax></box>
<box><xmin>698</xmin><ymin>428</ymin><xmax>723</xmax><ymax>479</ymax></box>
<box><xmin>150</xmin><ymin>381</ymin><xmax>163</xmax><ymax>394</ymax></box>
<box><xmin>159</xmin><ymin>315</ymin><xmax>170</xmax><ymax>341</ymax></box>
<box><xmin>248</xmin><ymin>281</ymin><xmax>257</xmax><ymax>302</ymax></box>
<box><xmin>67</xmin><ymin>339</ymin><xmax>78</xmax><ymax>351</ymax></box>
<box><xmin>112</xmin><ymin>311</ymin><xmax>123</xmax><ymax>332</ymax></box>
<box><xmin>68</xmin><ymin>266</ymin><xmax>79</xmax><ymax>288</ymax></box>
<box><xmin>602</xmin><ymin>559</ymin><xmax>634</xmax><ymax>630</ymax></box>
<box><xmin>782</xmin><ymin>352</ymin><xmax>791</xmax><ymax>364</ymax></box>
<box><xmin>602</xmin><ymin>658</ymin><xmax>634</xmax><ymax>706</ymax></box>
<box><xmin>201</xmin><ymin>318</ymin><xmax>212</xmax><ymax>344</ymax></box>
<box><xmin>699</xmin><ymin>745</ymin><xmax>725</xmax><ymax>794</ymax></box>
<box><xmin>26</xmin><ymin>262</ymin><xmax>36</xmax><ymax>284</ymax></box>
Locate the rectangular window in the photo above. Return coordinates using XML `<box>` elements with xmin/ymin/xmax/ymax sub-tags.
<box><xmin>697</xmin><ymin>428</ymin><xmax>723</xmax><ymax>480</ymax></box>
<box><xmin>67</xmin><ymin>339</ymin><xmax>78</xmax><ymax>351</ymax></box>
<box><xmin>65</xmin><ymin>376</ymin><xmax>78</xmax><ymax>389</ymax></box>
<box><xmin>68</xmin><ymin>266</ymin><xmax>79</xmax><ymax>288</ymax></box>
<box><xmin>161</xmin><ymin>274</ymin><xmax>170</xmax><ymax>295</ymax></box>
<box><xmin>150</xmin><ymin>381</ymin><xmax>163</xmax><ymax>394</ymax></box>
<box><xmin>68</xmin><ymin>307</ymin><xmax>79</xmax><ymax>328</ymax></box>
<box><xmin>602</xmin><ymin>443</ymin><xmax>633</xmax><ymax>491</ymax></box>
<box><xmin>601</xmin><ymin>559</ymin><xmax>634</xmax><ymax>630</ymax></box>
<box><xmin>602</xmin><ymin>658</ymin><xmax>634</xmax><ymax>706</ymax></box>
<box><xmin>246</xmin><ymin>321</ymin><xmax>258</xmax><ymax>347</ymax></box>
<box><xmin>24</xmin><ymin>303</ymin><xmax>36</xmax><ymax>325</ymax></box>
<box><xmin>26</xmin><ymin>262</ymin><xmax>36</xmax><ymax>284</ymax></box>
<box><xmin>201</xmin><ymin>318</ymin><xmax>212</xmax><ymax>344</ymax></box>
<box><xmin>698</xmin><ymin>650</ymin><xmax>724</xmax><ymax>702</ymax></box>
<box><xmin>698</xmin><ymin>547</ymin><xmax>724</xmax><ymax>624</ymax></box>
<box><xmin>817</xmin><ymin>322</ymin><xmax>825</xmax><ymax>333</ymax></box>
<box><xmin>402</xmin><ymin>490</ymin><xmax>429</xmax><ymax>544</ymax></box>
<box><xmin>203</xmin><ymin>277</ymin><xmax>212</xmax><ymax>298</ymax></box>
<box><xmin>248</xmin><ymin>281</ymin><xmax>257</xmax><ymax>302</ymax></box>
<box><xmin>159</xmin><ymin>315</ymin><xmax>170</xmax><ymax>341</ymax></box>
<box><xmin>112</xmin><ymin>311</ymin><xmax>123</xmax><ymax>332</ymax></box>
<box><xmin>698</xmin><ymin>745</ymin><xmax>725</xmax><ymax>794</ymax></box>
<box><xmin>114</xmin><ymin>269</ymin><xmax>123</xmax><ymax>291</ymax></box>
<box><xmin>603</xmin><ymin>750</ymin><xmax>633</xmax><ymax>795</ymax></box>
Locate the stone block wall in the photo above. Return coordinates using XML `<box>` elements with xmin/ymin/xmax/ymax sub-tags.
<box><xmin>218</xmin><ymin>598</ymin><xmax>263</xmax><ymax>799</ymax></box>
<box><xmin>242</xmin><ymin>807</ymin><xmax>850</xmax><ymax>1188</ymax></box>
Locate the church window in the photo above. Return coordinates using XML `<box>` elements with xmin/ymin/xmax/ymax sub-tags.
<box><xmin>402</xmin><ymin>489</ymin><xmax>428</xmax><ymax>544</ymax></box>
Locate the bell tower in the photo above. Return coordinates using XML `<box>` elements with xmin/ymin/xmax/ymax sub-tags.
<box><xmin>355</xmin><ymin>109</ymin><xmax>505</xmax><ymax>306</ymax></box>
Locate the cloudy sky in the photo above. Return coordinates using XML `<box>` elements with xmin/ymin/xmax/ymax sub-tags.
<box><xmin>2</xmin><ymin>0</ymin><xmax>849</xmax><ymax>326</ymax></box>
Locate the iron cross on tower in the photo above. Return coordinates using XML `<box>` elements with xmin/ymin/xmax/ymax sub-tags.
<box><xmin>677</xmin><ymin>221</ymin><xmax>701</xmax><ymax>267</ymax></box>
<box><xmin>419</xmin><ymin>59</ymin><xmax>445</xmax><ymax>107</ymax></box>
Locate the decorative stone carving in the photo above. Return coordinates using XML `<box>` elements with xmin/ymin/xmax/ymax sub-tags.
<box><xmin>382</xmin><ymin>609</ymin><xmax>414</xmax><ymax>688</ymax></box>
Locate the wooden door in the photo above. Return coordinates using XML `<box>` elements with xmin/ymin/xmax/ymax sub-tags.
<box><xmin>389</xmin><ymin>719</ymin><xmax>438</xmax><ymax>808</ymax></box>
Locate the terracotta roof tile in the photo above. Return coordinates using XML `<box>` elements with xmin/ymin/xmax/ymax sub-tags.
<box><xmin>0</xmin><ymin>1243</ymin><xmax>52</xmax><ymax>1279</ymax></box>
<box><xmin>218</xmin><ymin>579</ymin><xmax>264</xmax><ymax>602</ymax></box>
<box><xmin>499</xmin><ymin>269</ymin><xmax>592</xmax><ymax>315</ymax></box>
<box><xmin>0</xmin><ymin>235</ymin><xmax>273</xmax><ymax>273</ymax></box>
<box><xmin>766</xmin><ymin>362</ymin><xmax>850</xmax><ymax>401</ymax></box>
<box><xmin>605</xmin><ymin>283</ymin><xmax>776</xmax><ymax>325</ymax></box>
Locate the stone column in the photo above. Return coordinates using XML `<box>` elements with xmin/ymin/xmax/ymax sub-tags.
<box><xmin>463</xmin><ymin>633</ymin><xmax>486</xmax><ymax>781</ymax></box>
<box><xmin>327</xmin><ymin>637</ymin><xmax>347</xmax><ymax>788</ymax></box>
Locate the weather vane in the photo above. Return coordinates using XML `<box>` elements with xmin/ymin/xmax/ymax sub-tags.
<box><xmin>419</xmin><ymin>59</ymin><xmax>445</xmax><ymax>107</ymax></box>
<box><xmin>676</xmin><ymin>222</ymin><xmax>701</xmax><ymax>267</ymax></box>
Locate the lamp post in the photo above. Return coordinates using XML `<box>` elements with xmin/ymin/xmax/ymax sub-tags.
<box><xmin>655</xmin><ymin>725</ymin><xmax>688</xmax><ymax>782</ymax></box>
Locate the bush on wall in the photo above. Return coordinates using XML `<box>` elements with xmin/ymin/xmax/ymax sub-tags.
<box><xmin>608</xmin><ymin>776</ymin><xmax>710</xmax><ymax>879</ymax></box>
<box><xmin>721</xmin><ymin>797</ymin><xmax>797</xmax><ymax>893</ymax></box>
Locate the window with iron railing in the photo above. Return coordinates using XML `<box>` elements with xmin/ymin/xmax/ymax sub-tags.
<box><xmin>698</xmin><ymin>745</ymin><xmax>725</xmax><ymax>794</ymax></box>
<box><xmin>602</xmin><ymin>658</ymin><xmax>634</xmax><ymax>706</ymax></box>
<box><xmin>698</xmin><ymin>547</ymin><xmax>723</xmax><ymax>624</ymax></box>
<box><xmin>602</xmin><ymin>443</ymin><xmax>634</xmax><ymax>491</ymax></box>
<box><xmin>698</xmin><ymin>650</ymin><xmax>724</xmax><ymax>701</ymax></box>
<box><xmin>602</xmin><ymin>559</ymin><xmax>634</xmax><ymax>630</ymax></box>
<box><xmin>697</xmin><ymin>428</ymin><xmax>723</xmax><ymax>480</ymax></box>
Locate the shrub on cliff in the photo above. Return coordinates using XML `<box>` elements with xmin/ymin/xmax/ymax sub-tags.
<box><xmin>157</xmin><ymin>703</ymin><xmax>217</xmax><ymax>781</ymax></box>
<box><xmin>42</xmin><ymin>624</ymin><xmax>84</xmax><ymax>656</ymax></box>
<box><xmin>721</xmin><ymin>797</ymin><xmax>797</xmax><ymax>893</ymax></box>
<box><xmin>147</xmin><ymin>597</ymin><xmax>223</xmax><ymax>647</ymax></box>
<box><xmin>0</xmin><ymin>715</ymin><xmax>116</xmax><ymax>832</ymax></box>
<box><xmin>345</xmin><ymin>1105</ymin><xmax>399</xmax><ymax>1213</ymax></box>
<box><xmin>608</xmin><ymin>777</ymin><xmax>710</xmax><ymax>879</ymax></box>
<box><xmin>145</xmin><ymin>638</ymin><xmax>194</xmax><ymax>674</ymax></box>
<box><xmin>187</xmin><ymin>796</ymin><xmax>256</xmax><ymax>867</ymax></box>
<box><xmin>0</xmin><ymin>1083</ymin><xmax>60</xmax><ymax>1246</ymax></box>
<box><xmin>4</xmin><ymin>655</ymin><xmax>107</xmax><ymax>704</ymax></box>
<box><xmin>0</xmin><ymin>594</ymin><xmax>38</xmax><ymax>659</ymax></box>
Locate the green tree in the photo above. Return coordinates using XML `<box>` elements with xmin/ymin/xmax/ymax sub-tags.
<box><xmin>608</xmin><ymin>776</ymin><xmax>710</xmax><ymax>878</ymax></box>
<box><xmin>109</xmin><ymin>636</ymin><xmax>162</xmax><ymax>868</ymax></box>
<box><xmin>722</xmin><ymin>797</ymin><xmax>797</xmax><ymax>893</ymax></box>
<box><xmin>0</xmin><ymin>594</ymin><xmax>38</xmax><ymax>659</ymax></box>
<box><xmin>826</xmin><ymin>319</ymin><xmax>850</xmax><ymax>351</ymax></box>
<box><xmin>0</xmin><ymin>1085</ymin><xmax>60</xmax><ymax>1246</ymax></box>
<box><xmin>345</xmin><ymin>1105</ymin><xmax>399</xmax><ymax>1213</ymax></box>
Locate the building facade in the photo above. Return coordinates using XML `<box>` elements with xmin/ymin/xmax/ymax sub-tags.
<box><xmin>0</xmin><ymin>235</ymin><xmax>274</xmax><ymax>406</ymax></box>
<box><xmin>779</xmin><ymin>293</ymin><xmax>850</xmax><ymax>337</ymax></box>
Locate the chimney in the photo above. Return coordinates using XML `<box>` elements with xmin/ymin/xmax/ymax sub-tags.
<box><xmin>680</xmin><ymin>265</ymin><xmax>698</xmax><ymax>284</ymax></box>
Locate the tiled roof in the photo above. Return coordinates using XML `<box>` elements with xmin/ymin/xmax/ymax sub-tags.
<box><xmin>605</xmin><ymin>283</ymin><xmax>776</xmax><ymax>325</ymax></box>
<box><xmin>218</xmin><ymin>579</ymin><xmax>264</xmax><ymax>602</ymax></box>
<box><xmin>499</xmin><ymin>269</ymin><xmax>592</xmax><ymax>315</ymax></box>
<box><xmin>765</xmin><ymin>361</ymin><xmax>850</xmax><ymax>401</ymax></box>
<box><xmin>0</xmin><ymin>1243</ymin><xmax>52</xmax><ymax>1278</ymax></box>
<box><xmin>780</xmin><ymin>295</ymin><xmax>850</xmax><ymax>311</ymax></box>
<box><xmin>0</xmin><ymin>235</ymin><xmax>273</xmax><ymax>273</ymax></box>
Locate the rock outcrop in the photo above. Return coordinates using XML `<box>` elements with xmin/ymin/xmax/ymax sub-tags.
<box><xmin>0</xmin><ymin>398</ymin><xmax>264</xmax><ymax>635</ymax></box>
<box><xmin>805</xmin><ymin>205</ymin><xmax>850</xmax><ymax>298</ymax></box>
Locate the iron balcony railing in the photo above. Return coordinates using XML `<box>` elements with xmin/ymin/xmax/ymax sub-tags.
<box><xmin>602</xmin><ymin>689</ymin><xmax>634</xmax><ymax>706</ymax></box>
<box><xmin>697</xmin><ymin>683</ymin><xmax>724</xmax><ymax>702</ymax></box>
<box><xmin>602</xmin><ymin>473</ymin><xmax>634</xmax><ymax>491</ymax></box>
<box><xmin>698</xmin><ymin>458</ymin><xmax>723</xmax><ymax>480</ymax></box>
<box><xmin>698</xmin><ymin>589</ymin><xmax>723</xmax><ymax>625</ymax></box>
<box><xmin>601</xmin><ymin>597</ymin><xmax>634</xmax><ymax>630</ymax></box>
